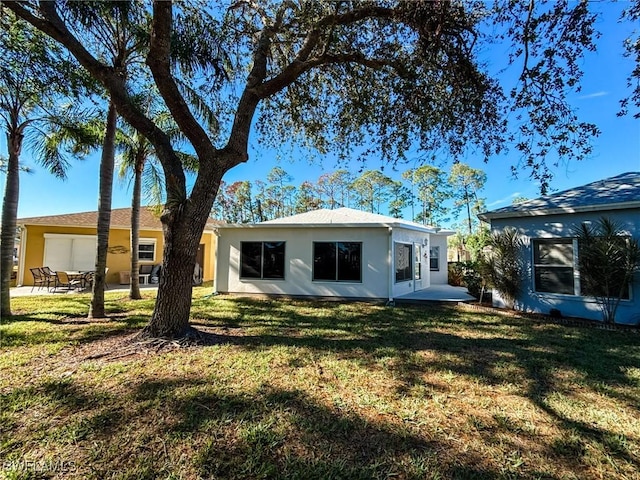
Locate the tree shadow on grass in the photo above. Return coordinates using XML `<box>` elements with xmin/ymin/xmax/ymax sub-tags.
<box><xmin>130</xmin><ymin>378</ymin><xmax>503</xmax><ymax>479</ymax></box>
<box><xmin>195</xmin><ymin>299</ymin><xmax>638</xmax><ymax>391</ymax></box>
<box><xmin>0</xmin><ymin>314</ymin><xmax>145</xmax><ymax>348</ymax></box>
<box><xmin>4</xmin><ymin>296</ymin><xmax>639</xmax><ymax>477</ymax></box>
<box><xmin>191</xmin><ymin>298</ymin><xmax>640</xmax><ymax>476</ymax></box>
<box><xmin>3</xmin><ymin>374</ymin><xmax>503</xmax><ymax>479</ymax></box>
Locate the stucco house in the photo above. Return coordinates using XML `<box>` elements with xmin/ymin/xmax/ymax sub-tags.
<box><xmin>214</xmin><ymin>207</ymin><xmax>453</xmax><ymax>302</ymax></box>
<box><xmin>16</xmin><ymin>207</ymin><xmax>220</xmax><ymax>287</ymax></box>
<box><xmin>478</xmin><ymin>172</ymin><xmax>640</xmax><ymax>325</ymax></box>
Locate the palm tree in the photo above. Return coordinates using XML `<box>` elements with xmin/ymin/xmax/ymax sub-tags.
<box><xmin>117</xmin><ymin>100</ymin><xmax>195</xmax><ymax>300</ymax></box>
<box><xmin>59</xmin><ymin>2</ymin><xmax>148</xmax><ymax>318</ymax></box>
<box><xmin>574</xmin><ymin>218</ymin><xmax>640</xmax><ymax>323</ymax></box>
<box><xmin>480</xmin><ymin>228</ymin><xmax>524</xmax><ymax>309</ymax></box>
<box><xmin>0</xmin><ymin>14</ymin><xmax>88</xmax><ymax>316</ymax></box>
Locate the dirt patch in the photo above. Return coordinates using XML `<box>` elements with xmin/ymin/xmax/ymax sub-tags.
<box><xmin>61</xmin><ymin>326</ymin><xmax>226</xmax><ymax>366</ymax></box>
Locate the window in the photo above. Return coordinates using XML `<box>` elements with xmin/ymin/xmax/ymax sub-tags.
<box><xmin>395</xmin><ymin>242</ymin><xmax>412</xmax><ymax>283</ymax></box>
<box><xmin>578</xmin><ymin>237</ymin><xmax>631</xmax><ymax>300</ymax></box>
<box><xmin>533</xmin><ymin>239</ymin><xmax>575</xmax><ymax>295</ymax></box>
<box><xmin>430</xmin><ymin>246</ymin><xmax>440</xmax><ymax>271</ymax></box>
<box><xmin>138</xmin><ymin>240</ymin><xmax>156</xmax><ymax>262</ymax></box>
<box><xmin>313</xmin><ymin>242</ymin><xmax>361</xmax><ymax>282</ymax></box>
<box><xmin>240</xmin><ymin>241</ymin><xmax>285</xmax><ymax>279</ymax></box>
<box><xmin>533</xmin><ymin>238</ymin><xmax>632</xmax><ymax>299</ymax></box>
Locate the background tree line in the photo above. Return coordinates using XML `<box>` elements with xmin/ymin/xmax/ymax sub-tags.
<box><xmin>212</xmin><ymin>162</ymin><xmax>487</xmax><ymax>234</ymax></box>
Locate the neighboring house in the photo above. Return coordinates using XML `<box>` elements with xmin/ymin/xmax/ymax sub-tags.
<box><xmin>16</xmin><ymin>207</ymin><xmax>220</xmax><ymax>286</ymax></box>
<box><xmin>479</xmin><ymin>172</ymin><xmax>640</xmax><ymax>325</ymax></box>
<box><xmin>215</xmin><ymin>207</ymin><xmax>453</xmax><ymax>302</ymax></box>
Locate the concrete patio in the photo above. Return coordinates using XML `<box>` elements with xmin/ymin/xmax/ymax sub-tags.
<box><xmin>10</xmin><ymin>282</ymin><xmax>475</xmax><ymax>304</ymax></box>
<box><xmin>394</xmin><ymin>284</ymin><xmax>475</xmax><ymax>304</ymax></box>
<box><xmin>9</xmin><ymin>283</ymin><xmax>159</xmax><ymax>297</ymax></box>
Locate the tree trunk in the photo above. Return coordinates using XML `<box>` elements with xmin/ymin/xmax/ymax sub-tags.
<box><xmin>138</xmin><ymin>203</ymin><xmax>210</xmax><ymax>339</ymax></box>
<box><xmin>464</xmin><ymin>186</ymin><xmax>472</xmax><ymax>235</ymax></box>
<box><xmin>0</xmin><ymin>129</ymin><xmax>23</xmax><ymax>318</ymax></box>
<box><xmin>128</xmin><ymin>152</ymin><xmax>144</xmax><ymax>300</ymax></box>
<box><xmin>89</xmin><ymin>100</ymin><xmax>117</xmax><ymax>318</ymax></box>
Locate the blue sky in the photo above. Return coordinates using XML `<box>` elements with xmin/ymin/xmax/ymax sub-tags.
<box><xmin>3</xmin><ymin>2</ymin><xmax>639</xmax><ymax>225</ymax></box>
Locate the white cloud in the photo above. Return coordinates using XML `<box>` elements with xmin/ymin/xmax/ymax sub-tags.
<box><xmin>487</xmin><ymin>192</ymin><xmax>522</xmax><ymax>208</ymax></box>
<box><xmin>578</xmin><ymin>91</ymin><xmax>608</xmax><ymax>100</ymax></box>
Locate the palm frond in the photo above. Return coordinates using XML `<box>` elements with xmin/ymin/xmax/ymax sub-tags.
<box><xmin>174</xmin><ymin>78</ymin><xmax>220</xmax><ymax>135</ymax></box>
<box><xmin>171</xmin><ymin>4</ymin><xmax>229</xmax><ymax>85</ymax></box>
<box><xmin>176</xmin><ymin>151</ymin><xmax>199</xmax><ymax>173</ymax></box>
<box><xmin>142</xmin><ymin>160</ymin><xmax>166</xmax><ymax>207</ymax></box>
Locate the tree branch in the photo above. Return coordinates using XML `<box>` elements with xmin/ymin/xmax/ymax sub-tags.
<box><xmin>5</xmin><ymin>1</ymin><xmax>188</xmax><ymax>201</ymax></box>
<box><xmin>147</xmin><ymin>1</ymin><xmax>218</xmax><ymax>165</ymax></box>
<box><xmin>252</xmin><ymin>5</ymin><xmax>399</xmax><ymax>99</ymax></box>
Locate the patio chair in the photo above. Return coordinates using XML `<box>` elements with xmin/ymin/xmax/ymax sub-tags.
<box><xmin>82</xmin><ymin>271</ymin><xmax>95</xmax><ymax>290</ymax></box>
<box><xmin>139</xmin><ymin>265</ymin><xmax>153</xmax><ymax>285</ymax></box>
<box><xmin>29</xmin><ymin>267</ymin><xmax>46</xmax><ymax>292</ymax></box>
<box><xmin>40</xmin><ymin>266</ymin><xmax>57</xmax><ymax>289</ymax></box>
<box><xmin>81</xmin><ymin>270</ymin><xmax>111</xmax><ymax>290</ymax></box>
<box><xmin>54</xmin><ymin>271</ymin><xmax>83</xmax><ymax>292</ymax></box>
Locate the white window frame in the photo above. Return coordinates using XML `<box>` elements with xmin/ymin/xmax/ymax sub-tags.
<box><xmin>532</xmin><ymin>238</ymin><xmax>579</xmax><ymax>296</ymax></box>
<box><xmin>138</xmin><ymin>238</ymin><xmax>157</xmax><ymax>262</ymax></box>
<box><xmin>430</xmin><ymin>246</ymin><xmax>440</xmax><ymax>271</ymax></box>
<box><xmin>394</xmin><ymin>242</ymin><xmax>413</xmax><ymax>283</ymax></box>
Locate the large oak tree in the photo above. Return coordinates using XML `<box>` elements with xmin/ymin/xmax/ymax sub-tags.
<box><xmin>5</xmin><ymin>0</ymin><xmax>635</xmax><ymax>339</ymax></box>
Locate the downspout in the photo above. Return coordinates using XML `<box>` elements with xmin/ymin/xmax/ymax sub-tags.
<box><xmin>425</xmin><ymin>233</ymin><xmax>430</xmax><ymax>289</ymax></box>
<box><xmin>212</xmin><ymin>228</ymin><xmax>220</xmax><ymax>295</ymax></box>
<box><xmin>387</xmin><ymin>227</ymin><xmax>394</xmax><ymax>306</ymax></box>
<box><xmin>17</xmin><ymin>225</ymin><xmax>26</xmax><ymax>286</ymax></box>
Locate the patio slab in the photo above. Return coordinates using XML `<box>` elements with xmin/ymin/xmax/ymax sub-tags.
<box><xmin>394</xmin><ymin>284</ymin><xmax>475</xmax><ymax>303</ymax></box>
<box><xmin>9</xmin><ymin>284</ymin><xmax>158</xmax><ymax>297</ymax></box>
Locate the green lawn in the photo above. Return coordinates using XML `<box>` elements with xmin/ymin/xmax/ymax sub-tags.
<box><xmin>1</xmin><ymin>286</ymin><xmax>639</xmax><ymax>479</ymax></box>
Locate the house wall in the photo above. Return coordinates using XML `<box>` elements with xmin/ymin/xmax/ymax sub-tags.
<box><xmin>429</xmin><ymin>234</ymin><xmax>449</xmax><ymax>285</ymax></box>
<box><xmin>20</xmin><ymin>225</ymin><xmax>216</xmax><ymax>286</ymax></box>
<box><xmin>216</xmin><ymin>226</ymin><xmax>391</xmax><ymax>298</ymax></box>
<box><xmin>489</xmin><ymin>208</ymin><xmax>640</xmax><ymax>325</ymax></box>
<box><xmin>390</xmin><ymin>228</ymin><xmax>432</xmax><ymax>298</ymax></box>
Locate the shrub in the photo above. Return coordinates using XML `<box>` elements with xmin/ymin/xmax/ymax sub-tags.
<box><xmin>448</xmin><ymin>262</ymin><xmax>465</xmax><ymax>286</ymax></box>
<box><xmin>480</xmin><ymin>228</ymin><xmax>524</xmax><ymax>309</ymax></box>
<box><xmin>574</xmin><ymin>217</ymin><xmax>640</xmax><ymax>323</ymax></box>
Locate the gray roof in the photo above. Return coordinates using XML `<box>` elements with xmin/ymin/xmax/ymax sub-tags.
<box><xmin>479</xmin><ymin>172</ymin><xmax>640</xmax><ymax>220</ymax></box>
<box><xmin>220</xmin><ymin>207</ymin><xmax>452</xmax><ymax>235</ymax></box>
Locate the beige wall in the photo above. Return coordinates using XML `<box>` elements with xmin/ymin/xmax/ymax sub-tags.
<box><xmin>216</xmin><ymin>226</ymin><xmax>391</xmax><ymax>299</ymax></box>
<box><xmin>20</xmin><ymin>225</ymin><xmax>216</xmax><ymax>286</ymax></box>
<box><xmin>216</xmin><ymin>226</ymin><xmax>450</xmax><ymax>300</ymax></box>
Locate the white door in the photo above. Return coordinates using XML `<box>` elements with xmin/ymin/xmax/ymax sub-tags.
<box><xmin>44</xmin><ymin>234</ymin><xmax>97</xmax><ymax>272</ymax></box>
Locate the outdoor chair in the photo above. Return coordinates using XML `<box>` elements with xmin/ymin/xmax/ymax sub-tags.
<box><xmin>82</xmin><ymin>271</ymin><xmax>95</xmax><ymax>290</ymax></box>
<box><xmin>81</xmin><ymin>269</ymin><xmax>109</xmax><ymax>290</ymax></box>
<box><xmin>40</xmin><ymin>266</ymin><xmax>57</xmax><ymax>289</ymax></box>
<box><xmin>29</xmin><ymin>267</ymin><xmax>47</xmax><ymax>292</ymax></box>
<box><xmin>139</xmin><ymin>265</ymin><xmax>153</xmax><ymax>285</ymax></box>
<box><xmin>54</xmin><ymin>271</ymin><xmax>83</xmax><ymax>292</ymax></box>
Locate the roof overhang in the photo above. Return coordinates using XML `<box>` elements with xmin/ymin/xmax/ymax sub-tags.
<box><xmin>478</xmin><ymin>201</ymin><xmax>640</xmax><ymax>221</ymax></box>
<box><xmin>218</xmin><ymin>222</ymin><xmax>453</xmax><ymax>235</ymax></box>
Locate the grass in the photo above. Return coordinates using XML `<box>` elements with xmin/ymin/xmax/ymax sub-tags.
<box><xmin>1</xmin><ymin>285</ymin><xmax>639</xmax><ymax>479</ymax></box>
